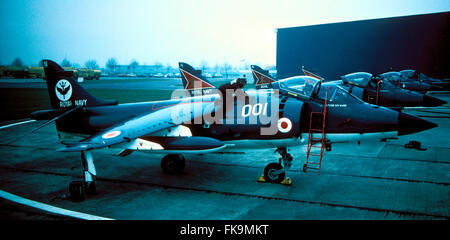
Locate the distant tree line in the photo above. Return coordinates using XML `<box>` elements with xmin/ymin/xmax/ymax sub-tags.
<box><xmin>5</xmin><ymin>57</ymin><xmax>259</xmax><ymax>78</ymax></box>
<box><xmin>11</xmin><ymin>57</ymin><xmax>23</xmax><ymax>66</ymax></box>
<box><xmin>5</xmin><ymin>57</ymin><xmax>99</xmax><ymax>70</ymax></box>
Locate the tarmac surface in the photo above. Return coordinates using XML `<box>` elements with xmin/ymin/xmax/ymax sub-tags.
<box><xmin>0</xmin><ymin>92</ymin><xmax>449</xmax><ymax>220</ymax></box>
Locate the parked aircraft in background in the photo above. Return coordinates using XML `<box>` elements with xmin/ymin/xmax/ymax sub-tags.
<box><xmin>250</xmin><ymin>65</ymin><xmax>277</xmax><ymax>89</ymax></box>
<box><xmin>251</xmin><ymin>65</ymin><xmax>446</xmax><ymax>108</ymax></box>
<box><xmin>379</xmin><ymin>69</ymin><xmax>448</xmax><ymax>93</ymax></box>
<box><xmin>299</xmin><ymin>67</ymin><xmax>446</xmax><ymax>107</ymax></box>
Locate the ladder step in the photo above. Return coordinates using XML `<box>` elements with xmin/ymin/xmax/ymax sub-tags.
<box><xmin>306</xmin><ymin>162</ymin><xmax>321</xmax><ymax>165</ymax></box>
<box><xmin>309</xmin><ymin>151</ymin><xmax>323</xmax><ymax>154</ymax></box>
<box><xmin>307</xmin><ymin>149</ymin><xmax>323</xmax><ymax>152</ymax></box>
<box><xmin>309</xmin><ymin>153</ymin><xmax>323</xmax><ymax>157</ymax></box>
<box><xmin>305</xmin><ymin>167</ymin><xmax>320</xmax><ymax>170</ymax></box>
<box><xmin>307</xmin><ymin>154</ymin><xmax>323</xmax><ymax>157</ymax></box>
<box><xmin>307</xmin><ymin>155</ymin><xmax>322</xmax><ymax>158</ymax></box>
<box><xmin>306</xmin><ymin>110</ymin><xmax>326</xmax><ymax>175</ymax></box>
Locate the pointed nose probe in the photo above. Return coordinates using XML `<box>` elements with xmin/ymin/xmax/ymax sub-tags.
<box><xmin>397</xmin><ymin>112</ymin><xmax>437</xmax><ymax>136</ymax></box>
<box><xmin>422</xmin><ymin>95</ymin><xmax>447</xmax><ymax>107</ymax></box>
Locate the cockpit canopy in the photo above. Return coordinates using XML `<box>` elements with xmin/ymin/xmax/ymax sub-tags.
<box><xmin>272</xmin><ymin>76</ymin><xmax>321</xmax><ymax>100</ymax></box>
<box><xmin>379</xmin><ymin>71</ymin><xmax>401</xmax><ymax>82</ymax></box>
<box><xmin>400</xmin><ymin>69</ymin><xmax>416</xmax><ymax>79</ymax></box>
<box><xmin>340</xmin><ymin>72</ymin><xmax>373</xmax><ymax>87</ymax></box>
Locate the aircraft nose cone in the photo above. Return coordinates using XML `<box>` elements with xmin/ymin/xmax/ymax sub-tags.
<box><xmin>423</xmin><ymin>95</ymin><xmax>447</xmax><ymax>107</ymax></box>
<box><xmin>429</xmin><ymin>84</ymin><xmax>444</xmax><ymax>91</ymax></box>
<box><xmin>398</xmin><ymin>112</ymin><xmax>437</xmax><ymax>136</ymax></box>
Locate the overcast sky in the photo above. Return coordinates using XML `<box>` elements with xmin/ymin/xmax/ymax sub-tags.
<box><xmin>0</xmin><ymin>0</ymin><xmax>449</xmax><ymax>68</ymax></box>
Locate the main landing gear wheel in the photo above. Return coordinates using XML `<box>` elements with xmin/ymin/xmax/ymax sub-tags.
<box><xmin>264</xmin><ymin>163</ymin><xmax>285</xmax><ymax>183</ymax></box>
<box><xmin>161</xmin><ymin>154</ymin><xmax>185</xmax><ymax>174</ymax></box>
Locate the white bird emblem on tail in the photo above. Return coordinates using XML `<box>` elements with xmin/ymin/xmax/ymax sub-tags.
<box><xmin>55</xmin><ymin>79</ymin><xmax>72</xmax><ymax>101</ymax></box>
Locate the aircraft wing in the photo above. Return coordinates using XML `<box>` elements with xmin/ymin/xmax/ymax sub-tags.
<box><xmin>57</xmin><ymin>100</ymin><xmax>218</xmax><ymax>152</ymax></box>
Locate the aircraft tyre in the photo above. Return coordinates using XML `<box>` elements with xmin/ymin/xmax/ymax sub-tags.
<box><xmin>264</xmin><ymin>163</ymin><xmax>285</xmax><ymax>183</ymax></box>
<box><xmin>161</xmin><ymin>154</ymin><xmax>185</xmax><ymax>174</ymax></box>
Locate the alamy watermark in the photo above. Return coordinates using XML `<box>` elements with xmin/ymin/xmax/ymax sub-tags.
<box><xmin>169</xmin><ymin>82</ymin><xmax>281</xmax><ymax>136</ymax></box>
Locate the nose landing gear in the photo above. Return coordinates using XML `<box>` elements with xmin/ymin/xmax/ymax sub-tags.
<box><xmin>258</xmin><ymin>147</ymin><xmax>293</xmax><ymax>185</ymax></box>
<box><xmin>263</xmin><ymin>163</ymin><xmax>285</xmax><ymax>183</ymax></box>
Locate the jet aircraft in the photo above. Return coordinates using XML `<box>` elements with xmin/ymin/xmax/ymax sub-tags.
<box><xmin>25</xmin><ymin>60</ymin><xmax>437</xmax><ymax>193</ymax></box>
<box><xmin>295</xmin><ymin>67</ymin><xmax>446</xmax><ymax>107</ymax></box>
<box><xmin>179</xmin><ymin>62</ymin><xmax>436</xmax><ymax>171</ymax></box>
<box><xmin>252</xmin><ymin>65</ymin><xmax>446</xmax><ymax>107</ymax></box>
<box><xmin>379</xmin><ymin>69</ymin><xmax>448</xmax><ymax>93</ymax></box>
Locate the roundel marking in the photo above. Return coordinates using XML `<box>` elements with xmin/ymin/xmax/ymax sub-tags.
<box><xmin>55</xmin><ymin>79</ymin><xmax>72</xmax><ymax>101</ymax></box>
<box><xmin>102</xmin><ymin>130</ymin><xmax>121</xmax><ymax>139</ymax></box>
<box><xmin>278</xmin><ymin>117</ymin><xmax>292</xmax><ymax>133</ymax></box>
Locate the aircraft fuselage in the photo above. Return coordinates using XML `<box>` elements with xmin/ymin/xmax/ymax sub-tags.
<box><xmin>54</xmin><ymin>88</ymin><xmax>429</xmax><ymax>149</ymax></box>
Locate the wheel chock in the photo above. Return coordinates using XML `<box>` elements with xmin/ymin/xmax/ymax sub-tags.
<box><xmin>257</xmin><ymin>175</ymin><xmax>266</xmax><ymax>182</ymax></box>
<box><xmin>281</xmin><ymin>177</ymin><xmax>292</xmax><ymax>186</ymax></box>
<box><xmin>257</xmin><ymin>176</ymin><xmax>292</xmax><ymax>185</ymax></box>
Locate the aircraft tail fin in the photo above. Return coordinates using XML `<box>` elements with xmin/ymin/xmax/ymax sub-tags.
<box><xmin>178</xmin><ymin>62</ymin><xmax>216</xmax><ymax>90</ymax></box>
<box><xmin>302</xmin><ymin>66</ymin><xmax>324</xmax><ymax>80</ymax></box>
<box><xmin>42</xmin><ymin>59</ymin><xmax>117</xmax><ymax>109</ymax></box>
<box><xmin>250</xmin><ymin>65</ymin><xmax>276</xmax><ymax>88</ymax></box>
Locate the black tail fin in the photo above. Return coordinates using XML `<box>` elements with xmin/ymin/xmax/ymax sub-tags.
<box><xmin>42</xmin><ymin>59</ymin><xmax>117</xmax><ymax>109</ymax></box>
<box><xmin>250</xmin><ymin>65</ymin><xmax>276</xmax><ymax>88</ymax></box>
<box><xmin>179</xmin><ymin>62</ymin><xmax>215</xmax><ymax>90</ymax></box>
<box><xmin>302</xmin><ymin>66</ymin><xmax>324</xmax><ymax>80</ymax></box>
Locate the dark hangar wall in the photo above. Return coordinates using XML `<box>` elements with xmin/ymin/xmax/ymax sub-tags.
<box><xmin>276</xmin><ymin>11</ymin><xmax>450</xmax><ymax>80</ymax></box>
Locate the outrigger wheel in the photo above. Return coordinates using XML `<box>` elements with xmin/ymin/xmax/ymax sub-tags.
<box><xmin>264</xmin><ymin>163</ymin><xmax>285</xmax><ymax>183</ymax></box>
<box><xmin>161</xmin><ymin>154</ymin><xmax>185</xmax><ymax>174</ymax></box>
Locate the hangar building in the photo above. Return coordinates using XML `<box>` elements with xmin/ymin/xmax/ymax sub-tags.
<box><xmin>276</xmin><ymin>11</ymin><xmax>450</xmax><ymax>80</ymax></box>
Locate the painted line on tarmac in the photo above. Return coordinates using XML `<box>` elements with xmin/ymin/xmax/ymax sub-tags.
<box><xmin>0</xmin><ymin>119</ymin><xmax>36</xmax><ymax>130</ymax></box>
<box><xmin>0</xmin><ymin>190</ymin><xmax>114</xmax><ymax>220</ymax></box>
